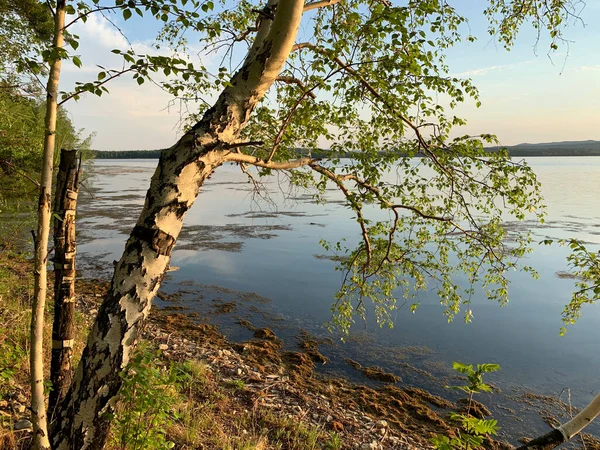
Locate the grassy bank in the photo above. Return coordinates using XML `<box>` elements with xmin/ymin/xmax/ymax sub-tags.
<box><xmin>0</xmin><ymin>246</ymin><xmax>445</xmax><ymax>449</ymax></box>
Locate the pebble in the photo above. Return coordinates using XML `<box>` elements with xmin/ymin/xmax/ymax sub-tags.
<box><xmin>377</xmin><ymin>419</ymin><xmax>388</xmax><ymax>428</ymax></box>
<box><xmin>331</xmin><ymin>421</ymin><xmax>344</xmax><ymax>432</ymax></box>
<box><xmin>14</xmin><ymin>419</ymin><xmax>32</xmax><ymax>431</ymax></box>
<box><xmin>12</xmin><ymin>403</ymin><xmax>26</xmax><ymax>414</ymax></box>
<box><xmin>158</xmin><ymin>344</ymin><xmax>168</xmax><ymax>350</ymax></box>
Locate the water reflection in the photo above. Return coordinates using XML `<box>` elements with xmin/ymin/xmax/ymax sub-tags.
<box><xmin>77</xmin><ymin>157</ymin><xmax>600</xmax><ymax>444</ymax></box>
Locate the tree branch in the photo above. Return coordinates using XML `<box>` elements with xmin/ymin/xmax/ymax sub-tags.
<box><xmin>222</xmin><ymin>140</ymin><xmax>264</xmax><ymax>149</ymax></box>
<box><xmin>309</xmin><ymin>163</ymin><xmax>372</xmax><ymax>265</ymax></box>
<box><xmin>303</xmin><ymin>0</ymin><xmax>340</xmax><ymax>12</ymax></box>
<box><xmin>276</xmin><ymin>76</ymin><xmax>317</xmax><ymax>99</ymax></box>
<box><xmin>64</xmin><ymin>5</ymin><xmax>128</xmax><ymax>30</ymax></box>
<box><xmin>0</xmin><ymin>160</ymin><xmax>41</xmax><ymax>187</ymax></box>
<box><xmin>223</xmin><ymin>152</ymin><xmax>315</xmax><ymax>170</ymax></box>
<box><xmin>58</xmin><ymin>68</ymin><xmax>133</xmax><ymax>106</ymax></box>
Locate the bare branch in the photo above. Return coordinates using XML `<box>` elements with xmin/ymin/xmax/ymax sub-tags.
<box><xmin>303</xmin><ymin>0</ymin><xmax>340</xmax><ymax>12</ymax></box>
<box><xmin>222</xmin><ymin>140</ymin><xmax>264</xmax><ymax>149</ymax></box>
<box><xmin>0</xmin><ymin>160</ymin><xmax>41</xmax><ymax>188</ymax></box>
<box><xmin>223</xmin><ymin>152</ymin><xmax>315</xmax><ymax>170</ymax></box>
<box><xmin>276</xmin><ymin>76</ymin><xmax>317</xmax><ymax>99</ymax></box>
<box><xmin>64</xmin><ymin>5</ymin><xmax>127</xmax><ymax>30</ymax></box>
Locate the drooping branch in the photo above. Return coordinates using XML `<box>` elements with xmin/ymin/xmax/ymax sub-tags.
<box><xmin>309</xmin><ymin>163</ymin><xmax>372</xmax><ymax>265</ymax></box>
<box><xmin>266</xmin><ymin>87</ymin><xmax>313</xmax><ymax>163</ymax></box>
<box><xmin>64</xmin><ymin>5</ymin><xmax>127</xmax><ymax>30</ymax></box>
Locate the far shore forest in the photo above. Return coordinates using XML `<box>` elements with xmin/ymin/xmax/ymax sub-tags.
<box><xmin>93</xmin><ymin>140</ymin><xmax>600</xmax><ymax>159</ymax></box>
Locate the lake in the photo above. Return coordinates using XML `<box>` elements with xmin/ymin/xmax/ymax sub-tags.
<box><xmin>76</xmin><ymin>157</ymin><xmax>600</xmax><ymax>445</ymax></box>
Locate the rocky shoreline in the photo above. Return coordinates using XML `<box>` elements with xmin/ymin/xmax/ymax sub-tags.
<box><xmin>73</xmin><ymin>278</ymin><xmax>504</xmax><ymax>450</ymax></box>
<box><xmin>1</xmin><ymin>261</ymin><xmax>596</xmax><ymax>449</ymax></box>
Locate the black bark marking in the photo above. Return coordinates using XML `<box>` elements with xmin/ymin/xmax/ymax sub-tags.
<box><xmin>516</xmin><ymin>429</ymin><xmax>565</xmax><ymax>449</ymax></box>
<box><xmin>148</xmin><ymin>275</ymin><xmax>162</xmax><ymax>293</ymax></box>
<box><xmin>131</xmin><ymin>225</ymin><xmax>175</xmax><ymax>256</ymax></box>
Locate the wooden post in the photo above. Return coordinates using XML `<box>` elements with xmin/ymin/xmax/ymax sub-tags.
<box><xmin>49</xmin><ymin>149</ymin><xmax>80</xmax><ymax>418</ymax></box>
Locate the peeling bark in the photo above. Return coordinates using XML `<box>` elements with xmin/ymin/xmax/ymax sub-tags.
<box><xmin>49</xmin><ymin>149</ymin><xmax>80</xmax><ymax>419</ymax></box>
<box><xmin>31</xmin><ymin>1</ymin><xmax>66</xmax><ymax>448</ymax></box>
<box><xmin>51</xmin><ymin>2</ymin><xmax>306</xmax><ymax>448</ymax></box>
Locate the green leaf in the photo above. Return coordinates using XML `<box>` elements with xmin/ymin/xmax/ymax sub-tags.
<box><xmin>72</xmin><ymin>56</ymin><xmax>82</xmax><ymax>68</ymax></box>
<box><xmin>123</xmin><ymin>8</ymin><xmax>132</xmax><ymax>20</ymax></box>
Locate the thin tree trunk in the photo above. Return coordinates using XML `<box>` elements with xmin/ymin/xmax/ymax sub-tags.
<box><xmin>51</xmin><ymin>2</ymin><xmax>305</xmax><ymax>448</ymax></box>
<box><xmin>49</xmin><ymin>149</ymin><xmax>80</xmax><ymax>419</ymax></box>
<box><xmin>31</xmin><ymin>1</ymin><xmax>67</xmax><ymax>448</ymax></box>
<box><xmin>516</xmin><ymin>393</ymin><xmax>600</xmax><ymax>449</ymax></box>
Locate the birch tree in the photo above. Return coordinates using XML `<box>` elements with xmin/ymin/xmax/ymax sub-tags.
<box><xmin>13</xmin><ymin>0</ymin><xmax>586</xmax><ymax>448</ymax></box>
<box><xmin>30</xmin><ymin>2</ymin><xmax>67</xmax><ymax>447</ymax></box>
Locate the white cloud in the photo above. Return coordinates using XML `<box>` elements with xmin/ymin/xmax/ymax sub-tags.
<box><xmin>575</xmin><ymin>65</ymin><xmax>600</xmax><ymax>72</ymax></box>
<box><xmin>454</xmin><ymin>64</ymin><xmax>508</xmax><ymax>77</ymax></box>
<box><xmin>74</xmin><ymin>13</ymin><xmax>129</xmax><ymax>50</ymax></box>
<box><xmin>60</xmin><ymin>13</ymin><xmax>211</xmax><ymax>150</ymax></box>
<box><xmin>452</xmin><ymin>59</ymin><xmax>536</xmax><ymax>78</ymax></box>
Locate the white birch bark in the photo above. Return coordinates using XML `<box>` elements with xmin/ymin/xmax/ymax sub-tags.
<box><xmin>517</xmin><ymin>392</ymin><xmax>600</xmax><ymax>449</ymax></box>
<box><xmin>31</xmin><ymin>1</ymin><xmax>66</xmax><ymax>448</ymax></box>
<box><xmin>51</xmin><ymin>2</ymin><xmax>305</xmax><ymax>448</ymax></box>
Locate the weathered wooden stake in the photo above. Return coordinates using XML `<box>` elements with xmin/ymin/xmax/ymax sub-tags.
<box><xmin>49</xmin><ymin>149</ymin><xmax>80</xmax><ymax>419</ymax></box>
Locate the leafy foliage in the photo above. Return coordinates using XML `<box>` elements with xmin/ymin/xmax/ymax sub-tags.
<box><xmin>110</xmin><ymin>345</ymin><xmax>185</xmax><ymax>450</ymax></box>
<box><xmin>139</xmin><ymin>0</ymin><xmax>571</xmax><ymax>332</ymax></box>
<box><xmin>449</xmin><ymin>362</ymin><xmax>500</xmax><ymax>395</ymax></box>
<box><xmin>0</xmin><ymin>0</ymin><xmax>54</xmax><ymax>92</ymax></box>
<box><xmin>432</xmin><ymin>361</ymin><xmax>500</xmax><ymax>449</ymax></box>
<box><xmin>542</xmin><ymin>239</ymin><xmax>600</xmax><ymax>334</ymax></box>
<box><xmin>484</xmin><ymin>0</ymin><xmax>585</xmax><ymax>51</ymax></box>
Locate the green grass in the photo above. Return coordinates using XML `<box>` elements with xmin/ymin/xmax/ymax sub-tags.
<box><xmin>0</xmin><ymin>249</ymin><xmax>345</xmax><ymax>450</ymax></box>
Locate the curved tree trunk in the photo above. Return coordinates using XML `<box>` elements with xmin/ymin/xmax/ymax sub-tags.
<box><xmin>516</xmin><ymin>393</ymin><xmax>600</xmax><ymax>449</ymax></box>
<box><xmin>31</xmin><ymin>2</ymin><xmax>66</xmax><ymax>449</ymax></box>
<box><xmin>51</xmin><ymin>2</ymin><xmax>305</xmax><ymax>448</ymax></box>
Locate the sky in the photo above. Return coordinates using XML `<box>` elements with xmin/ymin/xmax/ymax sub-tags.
<box><xmin>59</xmin><ymin>1</ymin><xmax>600</xmax><ymax>151</ymax></box>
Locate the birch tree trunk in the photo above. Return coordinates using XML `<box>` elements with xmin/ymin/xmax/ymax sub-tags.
<box><xmin>49</xmin><ymin>149</ymin><xmax>80</xmax><ymax>419</ymax></box>
<box><xmin>31</xmin><ymin>2</ymin><xmax>66</xmax><ymax>448</ymax></box>
<box><xmin>51</xmin><ymin>2</ymin><xmax>305</xmax><ymax>448</ymax></box>
<box><xmin>516</xmin><ymin>393</ymin><xmax>600</xmax><ymax>449</ymax></box>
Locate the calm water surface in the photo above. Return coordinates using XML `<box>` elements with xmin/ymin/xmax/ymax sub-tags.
<box><xmin>77</xmin><ymin>157</ymin><xmax>600</xmax><ymax>444</ymax></box>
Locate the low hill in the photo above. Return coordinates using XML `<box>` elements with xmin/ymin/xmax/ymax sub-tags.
<box><xmin>501</xmin><ymin>140</ymin><xmax>600</xmax><ymax>156</ymax></box>
<box><xmin>92</xmin><ymin>140</ymin><xmax>600</xmax><ymax>159</ymax></box>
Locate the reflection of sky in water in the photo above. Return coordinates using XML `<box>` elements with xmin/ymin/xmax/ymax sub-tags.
<box><xmin>78</xmin><ymin>157</ymin><xmax>600</xmax><ymax>443</ymax></box>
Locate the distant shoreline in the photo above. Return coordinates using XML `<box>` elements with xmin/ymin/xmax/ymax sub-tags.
<box><xmin>92</xmin><ymin>140</ymin><xmax>600</xmax><ymax>159</ymax></box>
